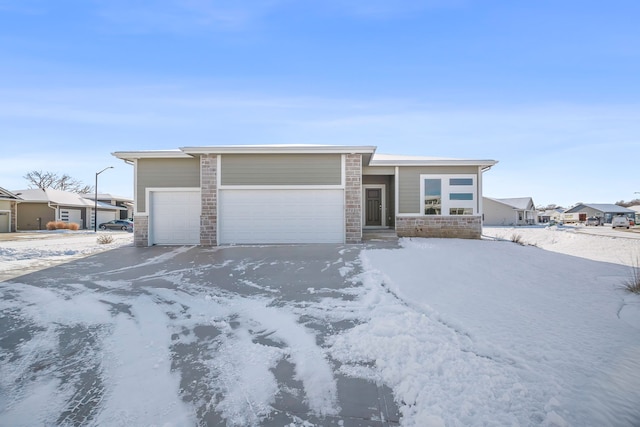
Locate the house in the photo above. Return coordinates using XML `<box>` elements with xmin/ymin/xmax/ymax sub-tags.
<box><xmin>112</xmin><ymin>145</ymin><xmax>497</xmax><ymax>246</ymax></box>
<box><xmin>81</xmin><ymin>193</ymin><xmax>134</xmax><ymax>220</ymax></box>
<box><xmin>563</xmin><ymin>203</ymin><xmax>636</xmax><ymax>224</ymax></box>
<box><xmin>629</xmin><ymin>205</ymin><xmax>640</xmax><ymax>224</ymax></box>
<box><xmin>12</xmin><ymin>188</ymin><xmax>125</xmax><ymax>230</ymax></box>
<box><xmin>483</xmin><ymin>197</ymin><xmax>537</xmax><ymax>226</ymax></box>
<box><xmin>0</xmin><ymin>187</ymin><xmax>21</xmax><ymax>233</ymax></box>
<box><xmin>537</xmin><ymin>207</ymin><xmax>564</xmax><ymax>224</ymax></box>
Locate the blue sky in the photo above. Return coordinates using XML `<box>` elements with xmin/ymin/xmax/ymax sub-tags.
<box><xmin>1</xmin><ymin>0</ymin><xmax>639</xmax><ymax>207</ymax></box>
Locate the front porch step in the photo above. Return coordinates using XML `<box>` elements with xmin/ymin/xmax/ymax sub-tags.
<box><xmin>362</xmin><ymin>229</ymin><xmax>399</xmax><ymax>241</ymax></box>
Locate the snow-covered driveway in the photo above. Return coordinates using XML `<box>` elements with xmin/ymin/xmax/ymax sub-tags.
<box><xmin>1</xmin><ymin>228</ymin><xmax>639</xmax><ymax>426</ymax></box>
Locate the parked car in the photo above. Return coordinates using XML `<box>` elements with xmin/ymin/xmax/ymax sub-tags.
<box><xmin>585</xmin><ymin>217</ymin><xmax>601</xmax><ymax>226</ymax></box>
<box><xmin>611</xmin><ymin>216</ymin><xmax>630</xmax><ymax>229</ymax></box>
<box><xmin>99</xmin><ymin>219</ymin><xmax>133</xmax><ymax>231</ymax></box>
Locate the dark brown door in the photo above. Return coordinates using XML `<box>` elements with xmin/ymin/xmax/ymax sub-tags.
<box><xmin>365</xmin><ymin>188</ymin><xmax>382</xmax><ymax>226</ymax></box>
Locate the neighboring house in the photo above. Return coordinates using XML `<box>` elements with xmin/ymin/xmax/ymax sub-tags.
<box><xmin>483</xmin><ymin>197</ymin><xmax>537</xmax><ymax>226</ymax></box>
<box><xmin>12</xmin><ymin>188</ymin><xmax>125</xmax><ymax>230</ymax></box>
<box><xmin>0</xmin><ymin>187</ymin><xmax>21</xmax><ymax>233</ymax></box>
<box><xmin>81</xmin><ymin>193</ymin><xmax>134</xmax><ymax>220</ymax></box>
<box><xmin>563</xmin><ymin>203</ymin><xmax>636</xmax><ymax>224</ymax></box>
<box><xmin>113</xmin><ymin>145</ymin><xmax>497</xmax><ymax>246</ymax></box>
<box><xmin>629</xmin><ymin>205</ymin><xmax>640</xmax><ymax>223</ymax></box>
<box><xmin>537</xmin><ymin>207</ymin><xmax>564</xmax><ymax>224</ymax></box>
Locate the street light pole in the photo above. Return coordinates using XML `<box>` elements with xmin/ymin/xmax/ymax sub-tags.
<box><xmin>94</xmin><ymin>166</ymin><xmax>114</xmax><ymax>232</ymax></box>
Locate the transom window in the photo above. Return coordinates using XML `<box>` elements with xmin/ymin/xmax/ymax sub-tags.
<box><xmin>420</xmin><ymin>174</ymin><xmax>477</xmax><ymax>216</ymax></box>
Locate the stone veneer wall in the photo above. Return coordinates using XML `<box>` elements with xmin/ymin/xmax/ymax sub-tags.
<box><xmin>200</xmin><ymin>154</ymin><xmax>218</xmax><ymax>246</ymax></box>
<box><xmin>133</xmin><ymin>215</ymin><xmax>149</xmax><ymax>247</ymax></box>
<box><xmin>345</xmin><ymin>154</ymin><xmax>362</xmax><ymax>243</ymax></box>
<box><xmin>396</xmin><ymin>215</ymin><xmax>482</xmax><ymax>239</ymax></box>
<box><xmin>10</xmin><ymin>201</ymin><xmax>17</xmax><ymax>232</ymax></box>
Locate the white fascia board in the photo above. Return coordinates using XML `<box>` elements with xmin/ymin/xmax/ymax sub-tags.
<box><xmin>180</xmin><ymin>145</ymin><xmax>377</xmax><ymax>155</ymax></box>
<box><xmin>369</xmin><ymin>158</ymin><xmax>498</xmax><ymax>168</ymax></box>
<box><xmin>112</xmin><ymin>150</ymin><xmax>194</xmax><ymax>161</ymax></box>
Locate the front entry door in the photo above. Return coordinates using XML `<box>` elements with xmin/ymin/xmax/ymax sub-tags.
<box><xmin>365</xmin><ymin>188</ymin><xmax>382</xmax><ymax>226</ymax></box>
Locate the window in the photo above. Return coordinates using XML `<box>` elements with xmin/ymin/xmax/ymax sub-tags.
<box><xmin>424</xmin><ymin>179</ymin><xmax>442</xmax><ymax>215</ymax></box>
<box><xmin>450</xmin><ymin>208</ymin><xmax>473</xmax><ymax>215</ymax></box>
<box><xmin>450</xmin><ymin>178</ymin><xmax>473</xmax><ymax>186</ymax></box>
<box><xmin>450</xmin><ymin>193</ymin><xmax>473</xmax><ymax>200</ymax></box>
<box><xmin>420</xmin><ymin>174</ymin><xmax>477</xmax><ymax>216</ymax></box>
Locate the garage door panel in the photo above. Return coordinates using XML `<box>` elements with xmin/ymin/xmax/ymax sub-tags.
<box><xmin>96</xmin><ymin>211</ymin><xmax>117</xmax><ymax>228</ymax></box>
<box><xmin>150</xmin><ymin>190</ymin><xmax>200</xmax><ymax>245</ymax></box>
<box><xmin>219</xmin><ymin>189</ymin><xmax>344</xmax><ymax>244</ymax></box>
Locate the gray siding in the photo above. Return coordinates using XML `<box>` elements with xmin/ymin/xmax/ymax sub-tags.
<box><xmin>221</xmin><ymin>154</ymin><xmax>342</xmax><ymax>186</ymax></box>
<box><xmin>398</xmin><ymin>166</ymin><xmax>479</xmax><ymax>214</ymax></box>
<box><xmin>137</xmin><ymin>158</ymin><xmax>200</xmax><ymax>212</ymax></box>
<box><xmin>363</xmin><ymin>166</ymin><xmax>395</xmax><ymax>175</ymax></box>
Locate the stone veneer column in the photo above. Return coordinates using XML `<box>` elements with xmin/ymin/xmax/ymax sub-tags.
<box><xmin>133</xmin><ymin>215</ymin><xmax>149</xmax><ymax>247</ymax></box>
<box><xmin>345</xmin><ymin>154</ymin><xmax>362</xmax><ymax>243</ymax></box>
<box><xmin>10</xmin><ymin>201</ymin><xmax>17</xmax><ymax>232</ymax></box>
<box><xmin>200</xmin><ymin>154</ymin><xmax>218</xmax><ymax>246</ymax></box>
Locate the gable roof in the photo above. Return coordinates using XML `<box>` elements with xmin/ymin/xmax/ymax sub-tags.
<box><xmin>12</xmin><ymin>188</ymin><xmax>122</xmax><ymax>210</ymax></box>
<box><xmin>565</xmin><ymin>203</ymin><xmax>635</xmax><ymax>214</ymax></box>
<box><xmin>485</xmin><ymin>197</ymin><xmax>535</xmax><ymax>210</ymax></box>
<box><xmin>0</xmin><ymin>186</ymin><xmax>21</xmax><ymax>200</ymax></box>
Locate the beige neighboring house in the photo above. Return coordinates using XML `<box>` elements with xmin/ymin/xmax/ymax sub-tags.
<box><xmin>537</xmin><ymin>208</ymin><xmax>564</xmax><ymax>224</ymax></box>
<box><xmin>13</xmin><ymin>188</ymin><xmax>124</xmax><ymax>230</ymax></box>
<box><xmin>0</xmin><ymin>187</ymin><xmax>21</xmax><ymax>233</ymax></box>
<box><xmin>483</xmin><ymin>197</ymin><xmax>537</xmax><ymax>226</ymax></box>
<box><xmin>113</xmin><ymin>145</ymin><xmax>498</xmax><ymax>246</ymax></box>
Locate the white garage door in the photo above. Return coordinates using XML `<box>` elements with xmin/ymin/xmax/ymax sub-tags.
<box><xmin>95</xmin><ymin>211</ymin><xmax>117</xmax><ymax>228</ymax></box>
<box><xmin>0</xmin><ymin>212</ymin><xmax>9</xmax><ymax>233</ymax></box>
<box><xmin>60</xmin><ymin>209</ymin><xmax>82</xmax><ymax>227</ymax></box>
<box><xmin>219</xmin><ymin>189</ymin><xmax>344</xmax><ymax>244</ymax></box>
<box><xmin>150</xmin><ymin>190</ymin><xmax>201</xmax><ymax>245</ymax></box>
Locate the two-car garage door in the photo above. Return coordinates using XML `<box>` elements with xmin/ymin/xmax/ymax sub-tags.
<box><xmin>149</xmin><ymin>189</ymin><xmax>345</xmax><ymax>245</ymax></box>
<box><xmin>219</xmin><ymin>189</ymin><xmax>344</xmax><ymax>244</ymax></box>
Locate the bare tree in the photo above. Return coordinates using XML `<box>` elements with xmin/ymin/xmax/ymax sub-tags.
<box><xmin>24</xmin><ymin>170</ymin><xmax>94</xmax><ymax>194</ymax></box>
<box><xmin>616</xmin><ymin>199</ymin><xmax>640</xmax><ymax>208</ymax></box>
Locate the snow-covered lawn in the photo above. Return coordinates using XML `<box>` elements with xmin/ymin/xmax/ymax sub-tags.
<box><xmin>483</xmin><ymin>225</ymin><xmax>640</xmax><ymax>267</ymax></box>
<box><xmin>0</xmin><ymin>231</ymin><xmax>133</xmax><ymax>281</ymax></box>
<box><xmin>1</xmin><ymin>227</ymin><xmax>639</xmax><ymax>426</ymax></box>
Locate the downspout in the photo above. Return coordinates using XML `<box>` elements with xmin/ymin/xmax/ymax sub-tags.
<box><xmin>477</xmin><ymin>166</ymin><xmax>483</xmax><ymax>221</ymax></box>
<box><xmin>47</xmin><ymin>202</ymin><xmax>58</xmax><ymax>229</ymax></box>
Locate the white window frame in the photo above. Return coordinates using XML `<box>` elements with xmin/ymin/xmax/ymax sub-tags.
<box><xmin>419</xmin><ymin>174</ymin><xmax>477</xmax><ymax>216</ymax></box>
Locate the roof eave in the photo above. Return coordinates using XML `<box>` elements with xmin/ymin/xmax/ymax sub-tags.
<box><xmin>179</xmin><ymin>145</ymin><xmax>377</xmax><ymax>155</ymax></box>
<box><xmin>112</xmin><ymin>151</ymin><xmax>194</xmax><ymax>161</ymax></box>
<box><xmin>369</xmin><ymin>159</ymin><xmax>498</xmax><ymax>168</ymax></box>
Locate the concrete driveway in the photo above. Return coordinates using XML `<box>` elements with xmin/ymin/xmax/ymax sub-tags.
<box><xmin>0</xmin><ymin>243</ymin><xmax>400</xmax><ymax>426</ymax></box>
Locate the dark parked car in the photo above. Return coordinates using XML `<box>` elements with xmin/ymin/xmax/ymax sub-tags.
<box><xmin>99</xmin><ymin>220</ymin><xmax>133</xmax><ymax>231</ymax></box>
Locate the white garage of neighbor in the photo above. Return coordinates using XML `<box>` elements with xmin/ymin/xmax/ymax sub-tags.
<box><xmin>218</xmin><ymin>189</ymin><xmax>345</xmax><ymax>244</ymax></box>
<box><xmin>149</xmin><ymin>189</ymin><xmax>201</xmax><ymax>245</ymax></box>
<box><xmin>59</xmin><ymin>209</ymin><xmax>82</xmax><ymax>227</ymax></box>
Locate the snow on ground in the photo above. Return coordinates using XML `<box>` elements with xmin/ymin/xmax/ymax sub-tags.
<box><xmin>0</xmin><ymin>231</ymin><xmax>133</xmax><ymax>280</ymax></box>
<box><xmin>1</xmin><ymin>228</ymin><xmax>639</xmax><ymax>426</ymax></box>
<box><xmin>331</xmin><ymin>237</ymin><xmax>640</xmax><ymax>426</ymax></box>
<box><xmin>483</xmin><ymin>225</ymin><xmax>640</xmax><ymax>267</ymax></box>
